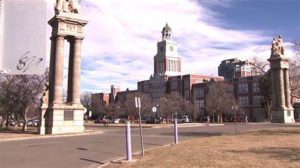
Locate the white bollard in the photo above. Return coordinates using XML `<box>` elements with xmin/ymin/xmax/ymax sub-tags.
<box><xmin>126</xmin><ymin>121</ymin><xmax>132</xmax><ymax>161</ymax></box>
<box><xmin>174</xmin><ymin>118</ymin><xmax>178</xmax><ymax>144</ymax></box>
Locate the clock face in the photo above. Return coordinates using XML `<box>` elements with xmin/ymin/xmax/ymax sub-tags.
<box><xmin>169</xmin><ymin>46</ymin><xmax>174</xmax><ymax>51</ymax></box>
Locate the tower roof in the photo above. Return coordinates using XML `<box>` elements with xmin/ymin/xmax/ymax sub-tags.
<box><xmin>162</xmin><ymin>23</ymin><xmax>172</xmax><ymax>32</ymax></box>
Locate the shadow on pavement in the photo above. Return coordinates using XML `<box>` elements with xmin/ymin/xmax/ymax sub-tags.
<box><xmin>80</xmin><ymin>158</ymin><xmax>105</xmax><ymax>165</ymax></box>
<box><xmin>225</xmin><ymin>147</ymin><xmax>300</xmax><ymax>162</ymax></box>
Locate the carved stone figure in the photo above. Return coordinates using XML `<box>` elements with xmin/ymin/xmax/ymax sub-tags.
<box><xmin>271</xmin><ymin>35</ymin><xmax>285</xmax><ymax>56</ymax></box>
<box><xmin>55</xmin><ymin>0</ymin><xmax>81</xmax><ymax>15</ymax></box>
<box><xmin>41</xmin><ymin>83</ymin><xmax>49</xmax><ymax>105</ymax></box>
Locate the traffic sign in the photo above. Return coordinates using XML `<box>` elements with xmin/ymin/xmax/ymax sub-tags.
<box><xmin>135</xmin><ymin>97</ymin><xmax>141</xmax><ymax>108</ymax></box>
<box><xmin>152</xmin><ymin>106</ymin><xmax>157</xmax><ymax>113</ymax></box>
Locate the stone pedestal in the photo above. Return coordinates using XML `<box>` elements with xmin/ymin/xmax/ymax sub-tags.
<box><xmin>293</xmin><ymin>102</ymin><xmax>300</xmax><ymax>119</ymax></box>
<box><xmin>45</xmin><ymin>104</ymin><xmax>85</xmax><ymax>134</ymax></box>
<box><xmin>271</xmin><ymin>107</ymin><xmax>295</xmax><ymax>123</ymax></box>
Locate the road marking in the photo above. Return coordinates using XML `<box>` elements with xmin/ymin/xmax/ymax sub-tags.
<box><xmin>24</xmin><ymin>141</ymin><xmax>60</xmax><ymax>147</ymax></box>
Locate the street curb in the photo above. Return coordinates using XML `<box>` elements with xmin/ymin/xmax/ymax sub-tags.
<box><xmin>0</xmin><ymin>130</ymin><xmax>104</xmax><ymax>142</ymax></box>
<box><xmin>86</xmin><ymin>123</ymin><xmax>225</xmax><ymax>129</ymax></box>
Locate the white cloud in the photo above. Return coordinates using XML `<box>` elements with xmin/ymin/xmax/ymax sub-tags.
<box><xmin>45</xmin><ymin>0</ymin><xmax>291</xmax><ymax>93</ymax></box>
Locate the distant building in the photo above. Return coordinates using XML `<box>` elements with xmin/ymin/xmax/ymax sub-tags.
<box><xmin>218</xmin><ymin>58</ymin><xmax>258</xmax><ymax>80</ymax></box>
<box><xmin>232</xmin><ymin>76</ymin><xmax>265</xmax><ymax>122</ymax></box>
<box><xmin>191</xmin><ymin>75</ymin><xmax>265</xmax><ymax>122</ymax></box>
<box><xmin>165</xmin><ymin>74</ymin><xmax>223</xmax><ymax>101</ymax></box>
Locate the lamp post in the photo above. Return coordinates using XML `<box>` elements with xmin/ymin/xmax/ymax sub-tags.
<box><xmin>156</xmin><ymin>104</ymin><xmax>159</xmax><ymax>123</ymax></box>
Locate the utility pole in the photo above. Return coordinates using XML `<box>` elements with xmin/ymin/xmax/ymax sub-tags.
<box><xmin>135</xmin><ymin>97</ymin><xmax>144</xmax><ymax>156</ymax></box>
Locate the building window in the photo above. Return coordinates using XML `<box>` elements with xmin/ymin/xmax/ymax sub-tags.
<box><xmin>239</xmin><ymin>96</ymin><xmax>249</xmax><ymax>106</ymax></box>
<box><xmin>194</xmin><ymin>89</ymin><xmax>200</xmax><ymax>99</ymax></box>
<box><xmin>171</xmin><ymin>82</ymin><xmax>178</xmax><ymax>90</ymax></box>
<box><xmin>199</xmin><ymin>99</ymin><xmax>204</xmax><ymax>108</ymax></box>
<box><xmin>184</xmin><ymin>80</ymin><xmax>190</xmax><ymax>89</ymax></box>
<box><xmin>253</xmin><ymin>82</ymin><xmax>260</xmax><ymax>93</ymax></box>
<box><xmin>199</xmin><ymin>88</ymin><xmax>204</xmax><ymax>98</ymax></box>
<box><xmin>238</xmin><ymin>83</ymin><xmax>248</xmax><ymax>93</ymax></box>
<box><xmin>253</xmin><ymin>96</ymin><xmax>262</xmax><ymax>105</ymax></box>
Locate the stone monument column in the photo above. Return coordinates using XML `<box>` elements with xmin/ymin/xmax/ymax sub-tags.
<box><xmin>67</xmin><ymin>38</ymin><xmax>82</xmax><ymax>104</ymax></box>
<box><xmin>39</xmin><ymin>0</ymin><xmax>88</xmax><ymax>134</ymax></box>
<box><xmin>53</xmin><ymin>36</ymin><xmax>64</xmax><ymax>104</ymax></box>
<box><xmin>268</xmin><ymin>35</ymin><xmax>295</xmax><ymax>123</ymax></box>
<box><xmin>284</xmin><ymin>70</ymin><xmax>291</xmax><ymax>108</ymax></box>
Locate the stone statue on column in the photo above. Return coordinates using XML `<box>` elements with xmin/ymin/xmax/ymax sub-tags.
<box><xmin>271</xmin><ymin>35</ymin><xmax>285</xmax><ymax>56</ymax></box>
<box><xmin>268</xmin><ymin>35</ymin><xmax>295</xmax><ymax>123</ymax></box>
<box><xmin>55</xmin><ymin>0</ymin><xmax>81</xmax><ymax>15</ymax></box>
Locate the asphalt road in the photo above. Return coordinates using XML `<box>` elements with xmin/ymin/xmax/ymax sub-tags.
<box><xmin>0</xmin><ymin>123</ymin><xmax>293</xmax><ymax>168</ymax></box>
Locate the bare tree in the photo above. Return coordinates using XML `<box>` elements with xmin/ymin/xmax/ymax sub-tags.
<box><xmin>250</xmin><ymin>56</ymin><xmax>269</xmax><ymax>75</ymax></box>
<box><xmin>123</xmin><ymin>92</ymin><xmax>152</xmax><ymax>119</ymax></box>
<box><xmin>290</xmin><ymin>41</ymin><xmax>300</xmax><ymax>102</ymax></box>
<box><xmin>0</xmin><ymin>72</ymin><xmax>47</xmax><ymax>131</ymax></box>
<box><xmin>106</xmin><ymin>102</ymin><xmax>124</xmax><ymax>120</ymax></box>
<box><xmin>259</xmin><ymin>71</ymin><xmax>272</xmax><ymax>121</ymax></box>
<box><xmin>80</xmin><ymin>91</ymin><xmax>92</xmax><ymax>113</ymax></box>
<box><xmin>205</xmin><ymin>81</ymin><xmax>236</xmax><ymax>123</ymax></box>
<box><xmin>157</xmin><ymin>93</ymin><xmax>183</xmax><ymax>122</ymax></box>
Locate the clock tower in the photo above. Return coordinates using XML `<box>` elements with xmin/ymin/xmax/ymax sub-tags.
<box><xmin>154</xmin><ymin>23</ymin><xmax>181</xmax><ymax>77</ymax></box>
<box><xmin>150</xmin><ymin>24</ymin><xmax>181</xmax><ymax>100</ymax></box>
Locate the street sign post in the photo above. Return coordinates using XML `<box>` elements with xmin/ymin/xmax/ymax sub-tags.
<box><xmin>135</xmin><ymin>97</ymin><xmax>144</xmax><ymax>156</ymax></box>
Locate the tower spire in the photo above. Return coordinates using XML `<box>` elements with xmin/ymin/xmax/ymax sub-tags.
<box><xmin>162</xmin><ymin>23</ymin><xmax>172</xmax><ymax>40</ymax></box>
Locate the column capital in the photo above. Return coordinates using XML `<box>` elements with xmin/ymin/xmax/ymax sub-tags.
<box><xmin>50</xmin><ymin>35</ymin><xmax>66</xmax><ymax>41</ymax></box>
<box><xmin>75</xmin><ymin>37</ymin><xmax>85</xmax><ymax>41</ymax></box>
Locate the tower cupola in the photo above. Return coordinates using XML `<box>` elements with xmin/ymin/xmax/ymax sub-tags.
<box><xmin>162</xmin><ymin>23</ymin><xmax>172</xmax><ymax>40</ymax></box>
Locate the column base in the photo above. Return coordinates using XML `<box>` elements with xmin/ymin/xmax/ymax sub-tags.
<box><xmin>271</xmin><ymin>107</ymin><xmax>295</xmax><ymax>123</ymax></box>
<box><xmin>44</xmin><ymin>103</ymin><xmax>85</xmax><ymax>135</ymax></box>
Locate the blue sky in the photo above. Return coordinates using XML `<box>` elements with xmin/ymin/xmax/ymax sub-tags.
<box><xmin>207</xmin><ymin>0</ymin><xmax>300</xmax><ymax>40</ymax></box>
<box><xmin>47</xmin><ymin>0</ymin><xmax>300</xmax><ymax>93</ymax></box>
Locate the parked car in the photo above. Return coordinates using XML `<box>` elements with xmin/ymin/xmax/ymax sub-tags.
<box><xmin>146</xmin><ymin>118</ymin><xmax>161</xmax><ymax>124</ymax></box>
<box><xmin>18</xmin><ymin>120</ymin><xmax>25</xmax><ymax>127</ymax></box>
<box><xmin>177</xmin><ymin>116</ymin><xmax>189</xmax><ymax>123</ymax></box>
<box><xmin>31</xmin><ymin>119</ymin><xmax>40</xmax><ymax>127</ymax></box>
<box><xmin>113</xmin><ymin>118</ymin><xmax>120</xmax><ymax>124</ymax></box>
<box><xmin>8</xmin><ymin>119</ymin><xmax>16</xmax><ymax>126</ymax></box>
<box><xmin>27</xmin><ymin>117</ymin><xmax>40</xmax><ymax>127</ymax></box>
